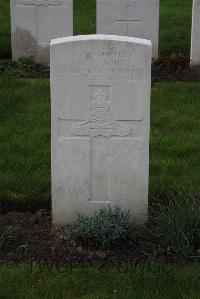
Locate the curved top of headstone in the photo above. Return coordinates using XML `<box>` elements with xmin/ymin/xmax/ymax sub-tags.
<box><xmin>50</xmin><ymin>34</ymin><xmax>152</xmax><ymax>47</ymax></box>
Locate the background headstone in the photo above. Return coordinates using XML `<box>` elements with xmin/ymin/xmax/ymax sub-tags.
<box><xmin>10</xmin><ymin>0</ymin><xmax>73</xmax><ymax>64</ymax></box>
<box><xmin>191</xmin><ymin>0</ymin><xmax>200</xmax><ymax>66</ymax></box>
<box><xmin>51</xmin><ymin>35</ymin><xmax>152</xmax><ymax>225</ymax></box>
<box><xmin>97</xmin><ymin>0</ymin><xmax>159</xmax><ymax>59</ymax></box>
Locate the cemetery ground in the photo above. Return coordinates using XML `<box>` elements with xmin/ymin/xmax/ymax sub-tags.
<box><xmin>0</xmin><ymin>77</ymin><xmax>200</xmax><ymax>295</ymax></box>
<box><xmin>0</xmin><ymin>0</ymin><xmax>200</xmax><ymax>298</ymax></box>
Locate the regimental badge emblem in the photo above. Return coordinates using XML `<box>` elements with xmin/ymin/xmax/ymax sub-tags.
<box><xmin>71</xmin><ymin>89</ymin><xmax>131</xmax><ymax>137</ymax></box>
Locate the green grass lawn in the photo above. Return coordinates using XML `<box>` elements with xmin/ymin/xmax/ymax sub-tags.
<box><xmin>0</xmin><ymin>76</ymin><xmax>199</xmax><ymax>207</ymax></box>
<box><xmin>0</xmin><ymin>0</ymin><xmax>192</xmax><ymax>59</ymax></box>
<box><xmin>0</xmin><ymin>0</ymin><xmax>11</xmax><ymax>58</ymax></box>
<box><xmin>159</xmin><ymin>0</ymin><xmax>192</xmax><ymax>55</ymax></box>
<box><xmin>0</xmin><ymin>263</ymin><xmax>199</xmax><ymax>298</ymax></box>
<box><xmin>150</xmin><ymin>83</ymin><xmax>200</xmax><ymax>200</ymax></box>
<box><xmin>0</xmin><ymin>76</ymin><xmax>51</xmax><ymax>208</ymax></box>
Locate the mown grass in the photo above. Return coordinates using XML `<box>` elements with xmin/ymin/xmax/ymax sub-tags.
<box><xmin>0</xmin><ymin>75</ymin><xmax>51</xmax><ymax>208</ymax></box>
<box><xmin>159</xmin><ymin>0</ymin><xmax>192</xmax><ymax>55</ymax></box>
<box><xmin>74</xmin><ymin>0</ymin><xmax>96</xmax><ymax>36</ymax></box>
<box><xmin>150</xmin><ymin>83</ymin><xmax>200</xmax><ymax>199</ymax></box>
<box><xmin>0</xmin><ymin>263</ymin><xmax>199</xmax><ymax>299</ymax></box>
<box><xmin>0</xmin><ymin>0</ymin><xmax>11</xmax><ymax>58</ymax></box>
<box><xmin>0</xmin><ymin>76</ymin><xmax>199</xmax><ymax>207</ymax></box>
<box><xmin>0</xmin><ymin>0</ymin><xmax>193</xmax><ymax>58</ymax></box>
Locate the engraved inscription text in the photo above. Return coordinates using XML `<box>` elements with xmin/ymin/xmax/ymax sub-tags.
<box><xmin>56</xmin><ymin>50</ymin><xmax>145</xmax><ymax>81</ymax></box>
<box><xmin>16</xmin><ymin>0</ymin><xmax>61</xmax><ymax>6</ymax></box>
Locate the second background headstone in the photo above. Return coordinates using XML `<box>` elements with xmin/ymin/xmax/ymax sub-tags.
<box><xmin>97</xmin><ymin>0</ymin><xmax>159</xmax><ymax>59</ymax></box>
<box><xmin>10</xmin><ymin>0</ymin><xmax>73</xmax><ymax>64</ymax></box>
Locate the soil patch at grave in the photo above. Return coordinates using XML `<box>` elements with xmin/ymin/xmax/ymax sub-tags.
<box><xmin>152</xmin><ymin>54</ymin><xmax>200</xmax><ymax>82</ymax></box>
<box><xmin>1</xmin><ymin>54</ymin><xmax>200</xmax><ymax>82</ymax></box>
<box><xmin>0</xmin><ymin>210</ymin><xmax>188</xmax><ymax>267</ymax></box>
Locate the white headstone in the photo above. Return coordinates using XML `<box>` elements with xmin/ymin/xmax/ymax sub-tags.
<box><xmin>97</xmin><ymin>0</ymin><xmax>159</xmax><ymax>59</ymax></box>
<box><xmin>191</xmin><ymin>0</ymin><xmax>200</xmax><ymax>66</ymax></box>
<box><xmin>10</xmin><ymin>0</ymin><xmax>73</xmax><ymax>64</ymax></box>
<box><xmin>51</xmin><ymin>35</ymin><xmax>152</xmax><ymax>225</ymax></box>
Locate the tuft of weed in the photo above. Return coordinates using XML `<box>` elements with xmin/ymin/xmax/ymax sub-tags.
<box><xmin>156</xmin><ymin>192</ymin><xmax>200</xmax><ymax>259</ymax></box>
<box><xmin>14</xmin><ymin>56</ymin><xmax>37</xmax><ymax>77</ymax></box>
<box><xmin>72</xmin><ymin>206</ymin><xmax>134</xmax><ymax>250</ymax></box>
<box><xmin>0</xmin><ymin>56</ymin><xmax>37</xmax><ymax>77</ymax></box>
<box><xmin>0</xmin><ymin>226</ymin><xmax>17</xmax><ymax>251</ymax></box>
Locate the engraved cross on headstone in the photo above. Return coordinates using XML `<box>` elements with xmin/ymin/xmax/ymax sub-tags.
<box><xmin>70</xmin><ymin>86</ymin><xmax>131</xmax><ymax>203</ymax></box>
<box><xmin>198</xmin><ymin>0</ymin><xmax>200</xmax><ymax>12</ymax></box>
<box><xmin>114</xmin><ymin>3</ymin><xmax>142</xmax><ymax>36</ymax></box>
<box><xmin>16</xmin><ymin>0</ymin><xmax>61</xmax><ymax>45</ymax></box>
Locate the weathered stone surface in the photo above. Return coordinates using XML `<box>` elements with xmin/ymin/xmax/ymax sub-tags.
<box><xmin>10</xmin><ymin>0</ymin><xmax>73</xmax><ymax>64</ymax></box>
<box><xmin>191</xmin><ymin>0</ymin><xmax>200</xmax><ymax>66</ymax></box>
<box><xmin>97</xmin><ymin>0</ymin><xmax>159</xmax><ymax>59</ymax></box>
<box><xmin>51</xmin><ymin>35</ymin><xmax>152</xmax><ymax>225</ymax></box>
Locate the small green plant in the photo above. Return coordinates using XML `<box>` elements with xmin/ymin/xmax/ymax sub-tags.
<box><xmin>157</xmin><ymin>192</ymin><xmax>200</xmax><ymax>259</ymax></box>
<box><xmin>15</xmin><ymin>56</ymin><xmax>37</xmax><ymax>77</ymax></box>
<box><xmin>72</xmin><ymin>206</ymin><xmax>134</xmax><ymax>249</ymax></box>
<box><xmin>0</xmin><ymin>56</ymin><xmax>37</xmax><ymax>77</ymax></box>
<box><xmin>0</xmin><ymin>226</ymin><xmax>17</xmax><ymax>251</ymax></box>
<box><xmin>0</xmin><ymin>59</ymin><xmax>16</xmax><ymax>74</ymax></box>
